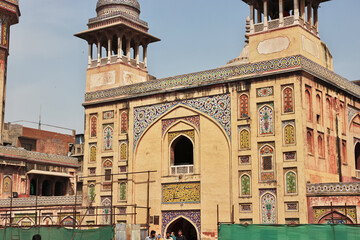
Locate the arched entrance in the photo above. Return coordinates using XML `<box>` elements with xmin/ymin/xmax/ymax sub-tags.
<box><xmin>30</xmin><ymin>179</ymin><xmax>37</xmax><ymax>196</ymax></box>
<box><xmin>55</xmin><ymin>181</ymin><xmax>65</xmax><ymax>196</ymax></box>
<box><xmin>318</xmin><ymin>211</ymin><xmax>354</xmax><ymax>224</ymax></box>
<box><xmin>355</xmin><ymin>142</ymin><xmax>360</xmax><ymax>170</ymax></box>
<box><xmin>42</xmin><ymin>180</ymin><xmax>51</xmax><ymax>196</ymax></box>
<box><xmin>166</xmin><ymin>217</ymin><xmax>198</xmax><ymax>240</ymax></box>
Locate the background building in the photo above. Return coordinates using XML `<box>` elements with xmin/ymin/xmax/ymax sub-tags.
<box><xmin>0</xmin><ymin>0</ymin><xmax>19</xmax><ymax>144</ymax></box>
<box><xmin>74</xmin><ymin>0</ymin><xmax>360</xmax><ymax>239</ymax></box>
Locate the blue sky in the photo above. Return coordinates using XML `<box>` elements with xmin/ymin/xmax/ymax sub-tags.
<box><xmin>5</xmin><ymin>0</ymin><xmax>360</xmax><ymax>134</ymax></box>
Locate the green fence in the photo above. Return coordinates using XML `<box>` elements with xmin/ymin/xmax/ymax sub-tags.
<box><xmin>0</xmin><ymin>225</ymin><xmax>114</xmax><ymax>240</ymax></box>
<box><xmin>219</xmin><ymin>224</ymin><xmax>360</xmax><ymax>240</ymax></box>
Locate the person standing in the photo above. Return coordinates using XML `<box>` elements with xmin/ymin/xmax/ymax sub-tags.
<box><xmin>157</xmin><ymin>234</ymin><xmax>164</xmax><ymax>240</ymax></box>
<box><xmin>171</xmin><ymin>232</ymin><xmax>176</xmax><ymax>240</ymax></box>
<box><xmin>176</xmin><ymin>230</ymin><xmax>186</xmax><ymax>240</ymax></box>
<box><xmin>146</xmin><ymin>230</ymin><xmax>156</xmax><ymax>240</ymax></box>
<box><xmin>165</xmin><ymin>232</ymin><xmax>172</xmax><ymax>240</ymax></box>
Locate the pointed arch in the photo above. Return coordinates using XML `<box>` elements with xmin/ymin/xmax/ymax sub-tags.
<box><xmin>101</xmin><ymin>198</ymin><xmax>112</xmax><ymax>224</ymax></box>
<box><xmin>90</xmin><ymin>145</ymin><xmax>97</xmax><ymax>162</ymax></box>
<box><xmin>259</xmin><ymin>144</ymin><xmax>275</xmax><ymax>181</ymax></box>
<box><xmin>170</xmin><ymin>135</ymin><xmax>194</xmax><ymax>167</ymax></box>
<box><xmin>119</xmin><ymin>182</ymin><xmax>127</xmax><ymax>201</ymax></box>
<box><xmin>133</xmin><ymin>95</ymin><xmax>232</xmax><ymax>154</ymax></box>
<box><xmin>120</xmin><ymin>142</ymin><xmax>128</xmax><ymax>161</ymax></box>
<box><xmin>285</xmin><ymin>170</ymin><xmax>297</xmax><ymax>194</ymax></box>
<box><xmin>326</xmin><ymin>98</ymin><xmax>333</xmax><ymax>129</ymax></box>
<box><xmin>318</xmin><ymin>134</ymin><xmax>324</xmax><ymax>158</ymax></box>
<box><xmin>258</xmin><ymin>104</ymin><xmax>274</xmax><ymax>135</ymax></box>
<box><xmin>239</xmin><ymin>128</ymin><xmax>250</xmax><ymax>150</ymax></box>
<box><xmin>284</xmin><ymin>123</ymin><xmax>295</xmax><ymax>145</ymax></box>
<box><xmin>240</xmin><ymin>173</ymin><xmax>251</xmax><ymax>196</ymax></box>
<box><xmin>305</xmin><ymin>89</ymin><xmax>312</xmax><ymax>121</ymax></box>
<box><xmin>317</xmin><ymin>210</ymin><xmax>355</xmax><ymax>224</ymax></box>
<box><xmin>164</xmin><ymin>215</ymin><xmax>200</xmax><ymax>240</ymax></box>
<box><xmin>283</xmin><ymin>87</ymin><xmax>294</xmax><ymax>113</ymax></box>
<box><xmin>239</xmin><ymin>93</ymin><xmax>249</xmax><ymax>118</ymax></box>
<box><xmin>90</xmin><ymin>115</ymin><xmax>97</xmax><ymax>137</ymax></box>
<box><xmin>120</xmin><ymin>111</ymin><xmax>128</xmax><ymax>134</ymax></box>
<box><xmin>260</xmin><ymin>192</ymin><xmax>277</xmax><ymax>224</ymax></box>
<box><xmin>3</xmin><ymin>176</ymin><xmax>11</xmax><ymax>194</ymax></box>
<box><xmin>316</xmin><ymin>94</ymin><xmax>322</xmax><ymax>123</ymax></box>
<box><xmin>88</xmin><ymin>183</ymin><xmax>95</xmax><ymax>201</ymax></box>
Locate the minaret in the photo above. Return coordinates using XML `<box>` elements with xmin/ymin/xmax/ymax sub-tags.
<box><xmin>0</xmin><ymin>0</ymin><xmax>20</xmax><ymax>144</ymax></box>
<box><xmin>239</xmin><ymin>0</ymin><xmax>332</xmax><ymax>70</ymax></box>
<box><xmin>75</xmin><ymin>0</ymin><xmax>160</xmax><ymax>94</ymax></box>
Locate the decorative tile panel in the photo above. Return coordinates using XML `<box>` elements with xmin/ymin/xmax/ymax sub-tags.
<box><xmin>134</xmin><ymin>94</ymin><xmax>231</xmax><ymax>150</ymax></box>
<box><xmin>285</xmin><ymin>202</ymin><xmax>298</xmax><ymax>211</ymax></box>
<box><xmin>119</xmin><ymin>141</ymin><xmax>128</xmax><ymax>161</ymax></box>
<box><xmin>313</xmin><ymin>207</ymin><xmax>356</xmax><ymax>223</ymax></box>
<box><xmin>103</xmin><ymin>124</ymin><xmax>114</xmax><ymax>151</ymax></box>
<box><xmin>162</xmin><ymin>182</ymin><xmax>200</xmax><ymax>204</ymax></box>
<box><xmin>240</xmin><ymin>204</ymin><xmax>252</xmax><ymax>212</ymax></box>
<box><xmin>283</xmin><ymin>86</ymin><xmax>294</xmax><ymax>113</ymax></box>
<box><xmin>239</xmin><ymin>126</ymin><xmax>250</xmax><ymax>150</ymax></box>
<box><xmin>103</xmin><ymin>111</ymin><xmax>114</xmax><ymax>119</ymax></box>
<box><xmin>120</xmin><ymin>111</ymin><xmax>128</xmax><ymax>134</ymax></box>
<box><xmin>162</xmin><ymin>210</ymin><xmax>200</xmax><ymax>238</ymax></box>
<box><xmin>260</xmin><ymin>189</ymin><xmax>277</xmax><ymax>224</ymax></box>
<box><xmin>258</xmin><ymin>103</ymin><xmax>274</xmax><ymax>135</ymax></box>
<box><xmin>285</xmin><ymin>170</ymin><xmax>297</xmax><ymax>194</ymax></box>
<box><xmin>162</xmin><ymin>116</ymin><xmax>200</xmax><ymax>135</ymax></box>
<box><xmin>239</xmin><ymin>94</ymin><xmax>249</xmax><ymax>118</ymax></box>
<box><xmin>168</xmin><ymin>130</ymin><xmax>195</xmax><ymax>143</ymax></box>
<box><xmin>284</xmin><ymin>151</ymin><xmax>296</xmax><ymax>161</ymax></box>
<box><xmin>239</xmin><ymin>156</ymin><xmax>250</xmax><ymax>165</ymax></box>
<box><xmin>283</xmin><ymin>121</ymin><xmax>296</xmax><ymax>145</ymax></box>
<box><xmin>240</xmin><ymin>172</ymin><xmax>251</xmax><ymax>196</ymax></box>
<box><xmin>257</xmin><ymin>87</ymin><xmax>273</xmax><ymax>97</ymax></box>
<box><xmin>90</xmin><ymin>144</ymin><xmax>97</xmax><ymax>162</ymax></box>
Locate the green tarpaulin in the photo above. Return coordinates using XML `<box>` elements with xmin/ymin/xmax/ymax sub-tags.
<box><xmin>219</xmin><ymin>224</ymin><xmax>360</xmax><ymax>240</ymax></box>
<box><xmin>0</xmin><ymin>225</ymin><xmax>114</xmax><ymax>240</ymax></box>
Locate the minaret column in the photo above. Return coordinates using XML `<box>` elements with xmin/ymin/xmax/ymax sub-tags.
<box><xmin>135</xmin><ymin>42</ymin><xmax>140</xmax><ymax>67</ymax></box>
<box><xmin>88</xmin><ymin>42</ymin><xmax>92</xmax><ymax>66</ymax></box>
<box><xmin>279</xmin><ymin>0</ymin><xmax>284</xmax><ymax>26</ymax></box>
<box><xmin>300</xmin><ymin>0</ymin><xmax>306</xmax><ymax>23</ymax></box>
<box><xmin>97</xmin><ymin>41</ymin><xmax>101</xmax><ymax>64</ymax></box>
<box><xmin>263</xmin><ymin>0</ymin><xmax>268</xmax><ymax>30</ymax></box>
<box><xmin>294</xmin><ymin>0</ymin><xmax>299</xmax><ymax>23</ymax></box>
<box><xmin>250</xmin><ymin>4</ymin><xmax>255</xmax><ymax>33</ymax></box>
<box><xmin>117</xmin><ymin>34</ymin><xmax>122</xmax><ymax>61</ymax></box>
<box><xmin>307</xmin><ymin>2</ymin><xmax>313</xmax><ymax>26</ymax></box>
<box><xmin>126</xmin><ymin>37</ymin><xmax>131</xmax><ymax>62</ymax></box>
<box><xmin>107</xmin><ymin>37</ymin><xmax>111</xmax><ymax>63</ymax></box>
<box><xmin>143</xmin><ymin>44</ymin><xmax>148</xmax><ymax>68</ymax></box>
<box><xmin>314</xmin><ymin>5</ymin><xmax>319</xmax><ymax>35</ymax></box>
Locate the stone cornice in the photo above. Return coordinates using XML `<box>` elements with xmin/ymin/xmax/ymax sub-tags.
<box><xmin>84</xmin><ymin>55</ymin><xmax>360</xmax><ymax>105</ymax></box>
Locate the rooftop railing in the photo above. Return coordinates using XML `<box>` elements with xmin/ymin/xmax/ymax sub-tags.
<box><xmin>0</xmin><ymin>146</ymin><xmax>78</xmax><ymax>167</ymax></box>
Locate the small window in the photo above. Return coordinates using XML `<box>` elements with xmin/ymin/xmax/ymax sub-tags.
<box><xmin>262</xmin><ymin>156</ymin><xmax>272</xmax><ymax>170</ymax></box>
<box><xmin>105</xmin><ymin>169</ymin><xmax>111</xmax><ymax>181</ymax></box>
<box><xmin>171</xmin><ymin>136</ymin><xmax>193</xmax><ymax>166</ymax></box>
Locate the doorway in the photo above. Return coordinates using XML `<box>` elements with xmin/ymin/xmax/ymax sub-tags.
<box><xmin>166</xmin><ymin>217</ymin><xmax>198</xmax><ymax>240</ymax></box>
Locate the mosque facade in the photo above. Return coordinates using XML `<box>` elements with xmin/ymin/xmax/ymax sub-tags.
<box><xmin>76</xmin><ymin>0</ymin><xmax>360</xmax><ymax>239</ymax></box>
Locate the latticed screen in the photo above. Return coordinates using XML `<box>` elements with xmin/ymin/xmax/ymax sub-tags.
<box><xmin>262</xmin><ymin>156</ymin><xmax>272</xmax><ymax>170</ymax></box>
<box><xmin>105</xmin><ymin>169</ymin><xmax>111</xmax><ymax>181</ymax></box>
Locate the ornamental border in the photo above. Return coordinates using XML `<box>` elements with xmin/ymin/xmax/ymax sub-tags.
<box><xmin>84</xmin><ymin>55</ymin><xmax>360</xmax><ymax>102</ymax></box>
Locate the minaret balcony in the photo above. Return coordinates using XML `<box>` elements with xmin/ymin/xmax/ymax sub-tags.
<box><xmin>89</xmin><ymin>56</ymin><xmax>146</xmax><ymax>69</ymax></box>
<box><xmin>252</xmin><ymin>16</ymin><xmax>317</xmax><ymax>36</ymax></box>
